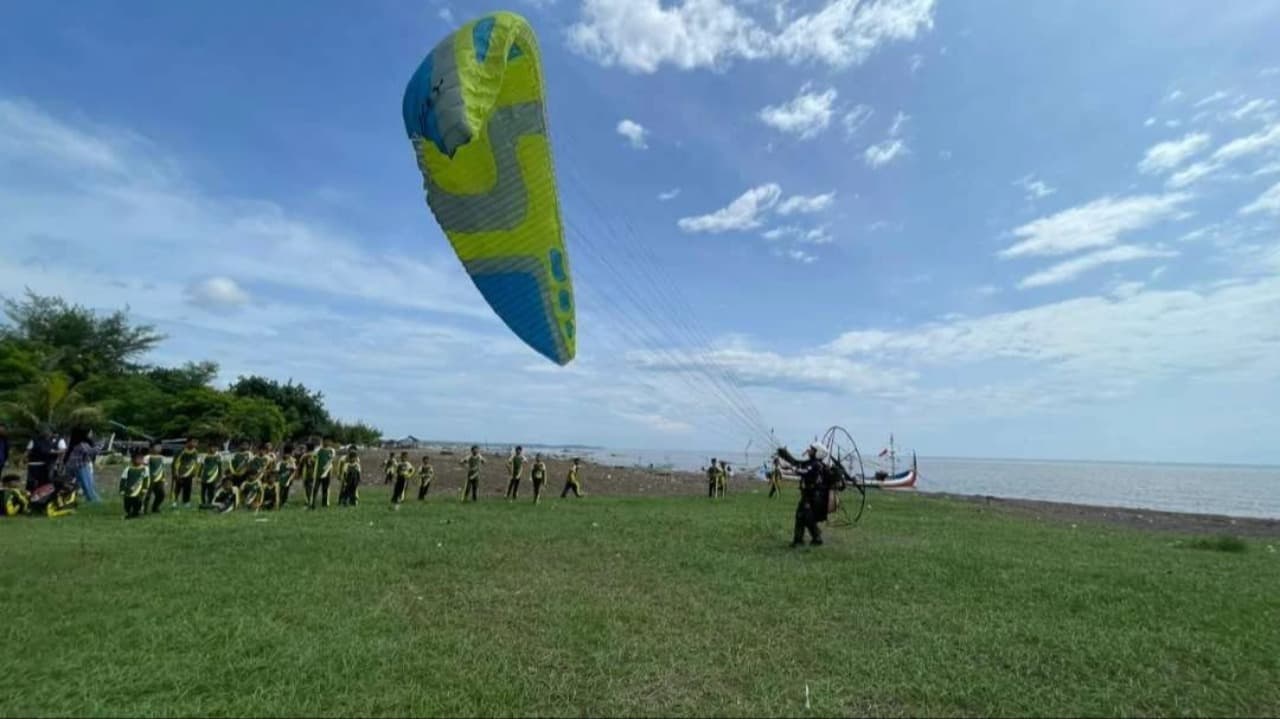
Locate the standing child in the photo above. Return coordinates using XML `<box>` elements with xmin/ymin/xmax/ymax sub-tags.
<box><xmin>382</xmin><ymin>452</ymin><xmax>396</xmax><ymax>485</ymax></box>
<box><xmin>459</xmin><ymin>445</ymin><xmax>485</xmax><ymax>502</ymax></box>
<box><xmin>229</xmin><ymin>442</ymin><xmax>252</xmax><ymax>487</ymax></box>
<box><xmin>200</xmin><ymin>441</ymin><xmax>224</xmax><ymax>506</ymax></box>
<box><xmin>120</xmin><ymin>448</ymin><xmax>149</xmax><ymax>519</ymax></box>
<box><xmin>171</xmin><ymin>438</ymin><xmax>200</xmax><ymax>509</ymax></box>
<box><xmin>392</xmin><ymin>451</ymin><xmax>414</xmax><ymax>509</ymax></box>
<box><xmin>144</xmin><ymin>442</ymin><xmax>167</xmax><ymax>514</ymax></box>
<box><xmin>530</xmin><ymin>454</ymin><xmax>547</xmax><ymax>504</ymax></box>
<box><xmin>276</xmin><ymin>443</ymin><xmax>298</xmax><ymax>507</ymax></box>
<box><xmin>417</xmin><ymin>455</ymin><xmax>434</xmax><ymax>500</ymax></box>
<box><xmin>505</xmin><ymin>446</ymin><xmax>526</xmax><ymax>500</ymax></box>
<box><xmin>299</xmin><ymin>443</ymin><xmax>317</xmax><ymax>506</ymax></box>
<box><xmin>717</xmin><ymin>460</ymin><xmax>729</xmax><ymax>498</ymax></box>
<box><xmin>337</xmin><ymin>449</ymin><xmax>361</xmax><ymax>506</ymax></box>
<box><xmin>560</xmin><ymin>458</ymin><xmax>584</xmax><ymax>498</ymax></box>
<box><xmin>768</xmin><ymin>456</ymin><xmax>783</xmax><ymax>499</ymax></box>
<box><xmin>310</xmin><ymin>439</ymin><xmax>337</xmax><ymax>509</ymax></box>
<box><xmin>707</xmin><ymin>458</ymin><xmax>721</xmax><ymax>499</ymax></box>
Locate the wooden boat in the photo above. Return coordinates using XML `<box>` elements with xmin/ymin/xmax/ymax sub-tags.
<box><xmin>863</xmin><ymin>452</ymin><xmax>918</xmax><ymax>489</ymax></box>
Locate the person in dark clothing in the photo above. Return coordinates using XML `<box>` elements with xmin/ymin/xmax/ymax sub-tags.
<box><xmin>391</xmin><ymin>451</ymin><xmax>414</xmax><ymax>509</ymax></box>
<box><xmin>337</xmin><ymin>449</ymin><xmax>361</xmax><ymax>506</ymax></box>
<box><xmin>25</xmin><ymin>427</ymin><xmax>57</xmax><ymax>492</ymax></box>
<box><xmin>777</xmin><ymin>444</ymin><xmax>832</xmax><ymax>547</ymax></box>
<box><xmin>0</xmin><ymin>423</ymin><xmax>10</xmax><ymax>472</ymax></box>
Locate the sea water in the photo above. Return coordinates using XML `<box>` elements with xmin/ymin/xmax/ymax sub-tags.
<box><xmin>583</xmin><ymin>448</ymin><xmax>1280</xmax><ymax>520</ymax></box>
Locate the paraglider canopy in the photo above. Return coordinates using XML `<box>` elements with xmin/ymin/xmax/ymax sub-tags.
<box><xmin>402</xmin><ymin>11</ymin><xmax>576</xmax><ymax>365</ymax></box>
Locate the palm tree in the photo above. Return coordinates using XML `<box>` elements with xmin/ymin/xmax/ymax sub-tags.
<box><xmin>0</xmin><ymin>369</ymin><xmax>105</xmax><ymax>436</ymax></box>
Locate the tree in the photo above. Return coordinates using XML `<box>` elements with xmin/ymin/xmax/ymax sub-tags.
<box><xmin>0</xmin><ymin>290</ymin><xmax>163</xmax><ymax>386</ymax></box>
<box><xmin>146</xmin><ymin>361</ymin><xmax>218</xmax><ymax>395</ymax></box>
<box><xmin>225</xmin><ymin>396</ymin><xmax>287</xmax><ymax>444</ymax></box>
<box><xmin>0</xmin><ymin>369</ymin><xmax>105</xmax><ymax>438</ymax></box>
<box><xmin>230</xmin><ymin>375</ymin><xmax>331</xmax><ymax>439</ymax></box>
<box><xmin>330</xmin><ymin>419</ymin><xmax>382</xmax><ymax>447</ymax></box>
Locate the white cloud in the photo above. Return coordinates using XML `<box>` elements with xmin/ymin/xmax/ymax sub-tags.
<box><xmin>1017</xmin><ymin>245</ymin><xmax>1178</xmax><ymax>289</ymax></box>
<box><xmin>616</xmin><ymin>119</ymin><xmax>649</xmax><ymax>149</ymax></box>
<box><xmin>909</xmin><ymin>53</ymin><xmax>924</xmax><ymax>74</ymax></box>
<box><xmin>787</xmin><ymin>249</ymin><xmax>817</xmax><ymax>263</ymax></box>
<box><xmin>657</xmin><ymin>188</ymin><xmax>681</xmax><ymax>201</ymax></box>
<box><xmin>776</xmin><ymin>191</ymin><xmax>835</xmax><ymax>215</ymax></box>
<box><xmin>1165</xmin><ymin>119</ymin><xmax>1182</xmax><ymax>129</ymax></box>
<box><xmin>888</xmin><ymin>111</ymin><xmax>910</xmax><ymax>136</ymax></box>
<box><xmin>1231</xmin><ymin>98</ymin><xmax>1277</xmax><ymax>121</ymax></box>
<box><xmin>565</xmin><ymin>0</ymin><xmax>935</xmax><ymax>73</ymax></box>
<box><xmin>1138</xmin><ymin>132</ymin><xmax>1212</xmax><ymax>174</ymax></box>
<box><xmin>999</xmin><ymin>193</ymin><xmax>1190</xmax><ymax>259</ymax></box>
<box><xmin>438</xmin><ymin>7</ymin><xmax>454</xmax><ymax>24</ymax></box>
<box><xmin>1240</xmin><ymin>180</ymin><xmax>1280</xmax><ymax>216</ymax></box>
<box><xmin>758</xmin><ymin>84</ymin><xmax>837</xmax><ymax>139</ymax></box>
<box><xmin>1193</xmin><ymin>90</ymin><xmax>1230</xmax><ymax>108</ymax></box>
<box><xmin>762</xmin><ymin>225</ymin><xmax>799</xmax><ymax>241</ymax></box>
<box><xmin>1014</xmin><ymin>174</ymin><xmax>1056</xmax><ymax>201</ymax></box>
<box><xmin>184</xmin><ymin>276</ymin><xmax>250</xmax><ymax>309</ymax></box>
<box><xmin>1261</xmin><ymin>67</ymin><xmax>1280</xmax><ymax>78</ymax></box>
<box><xmin>762</xmin><ymin>225</ymin><xmax>831</xmax><ymax>244</ymax></box>
<box><xmin>1166</xmin><ymin>90</ymin><xmax>1184</xmax><ymax>102</ymax></box>
<box><xmin>1165</xmin><ymin>121</ymin><xmax>1280</xmax><ymax>188</ymax></box>
<box><xmin>677</xmin><ymin>183</ymin><xmax>782</xmax><ymax>233</ymax></box>
<box><xmin>864</xmin><ymin>139</ymin><xmax>906</xmax><ymax>167</ymax></box>
<box><xmin>799</xmin><ymin>226</ymin><xmax>833</xmax><ymax>244</ymax></box>
<box><xmin>975</xmin><ymin>284</ymin><xmax>1000</xmax><ymax>296</ymax></box>
<box><xmin>1144</xmin><ymin>116</ymin><xmax>1157</xmax><ymax>127</ymax></box>
<box><xmin>841</xmin><ymin>104</ymin><xmax>873</xmax><ymax>138</ymax></box>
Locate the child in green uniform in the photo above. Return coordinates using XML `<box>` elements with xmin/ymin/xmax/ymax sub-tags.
<box><xmin>229</xmin><ymin>442</ymin><xmax>252</xmax><ymax>487</ymax></box>
<box><xmin>706</xmin><ymin>458</ymin><xmax>722</xmax><ymax>499</ymax></box>
<box><xmin>768</xmin><ymin>456</ymin><xmax>783</xmax><ymax>499</ymax></box>
<box><xmin>199</xmin><ymin>441</ymin><xmax>225</xmax><ymax>506</ymax></box>
<box><xmin>337</xmin><ymin>449</ymin><xmax>361</xmax><ymax>506</ymax></box>
<box><xmin>309</xmin><ymin>439</ymin><xmax>337</xmax><ymax>509</ymax></box>
<box><xmin>260</xmin><ymin>473</ymin><xmax>279</xmax><ymax>511</ymax></box>
<box><xmin>276</xmin><ymin>443</ymin><xmax>298</xmax><ymax>507</ymax></box>
<box><xmin>505</xmin><ymin>446</ymin><xmax>526</xmax><ymax>500</ymax></box>
<box><xmin>561</xmin><ymin>458</ymin><xmax>584</xmax><ymax>498</ymax></box>
<box><xmin>208</xmin><ymin>477</ymin><xmax>238</xmax><ymax>513</ymax></box>
<box><xmin>299</xmin><ymin>443</ymin><xmax>317</xmax><ymax>506</ymax></box>
<box><xmin>417</xmin><ymin>455</ymin><xmax>434</xmax><ymax>500</ymax></box>
<box><xmin>392</xmin><ymin>451</ymin><xmax>414</xmax><ymax>509</ymax></box>
<box><xmin>459</xmin><ymin>445</ymin><xmax>485</xmax><ymax>502</ymax></box>
<box><xmin>383</xmin><ymin>452</ymin><xmax>396</xmax><ymax>485</ymax></box>
<box><xmin>144</xmin><ymin>442</ymin><xmax>167</xmax><ymax>514</ymax></box>
<box><xmin>241</xmin><ymin>445</ymin><xmax>268</xmax><ymax>510</ymax></box>
<box><xmin>530</xmin><ymin>455</ymin><xmax>547</xmax><ymax>504</ymax></box>
<box><xmin>2</xmin><ymin>474</ymin><xmax>30</xmax><ymax>516</ymax></box>
<box><xmin>171</xmin><ymin>438</ymin><xmax>200</xmax><ymax>509</ymax></box>
<box><xmin>120</xmin><ymin>449</ymin><xmax>149</xmax><ymax>519</ymax></box>
<box><xmin>717</xmin><ymin>460</ymin><xmax>729</xmax><ymax>498</ymax></box>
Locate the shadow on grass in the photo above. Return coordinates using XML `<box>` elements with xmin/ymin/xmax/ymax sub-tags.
<box><xmin>1179</xmin><ymin>535</ymin><xmax>1248</xmax><ymax>553</ymax></box>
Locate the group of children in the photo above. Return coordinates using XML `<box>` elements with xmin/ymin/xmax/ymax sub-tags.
<box><xmin>1</xmin><ymin>437</ymin><xmax>594</xmax><ymax>520</ymax></box>
<box><xmin>382</xmin><ymin>445</ymin><xmax>584</xmax><ymax>507</ymax></box>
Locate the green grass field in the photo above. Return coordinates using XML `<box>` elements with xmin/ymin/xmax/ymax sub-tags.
<box><xmin>2</xmin><ymin>486</ymin><xmax>1276</xmax><ymax>717</ymax></box>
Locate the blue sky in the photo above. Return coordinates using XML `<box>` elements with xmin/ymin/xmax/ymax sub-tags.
<box><xmin>2</xmin><ymin>0</ymin><xmax>1279</xmax><ymax>463</ymax></box>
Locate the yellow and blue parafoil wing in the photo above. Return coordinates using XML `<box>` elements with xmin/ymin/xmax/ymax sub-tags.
<box><xmin>402</xmin><ymin>12</ymin><xmax>575</xmax><ymax>365</ymax></box>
